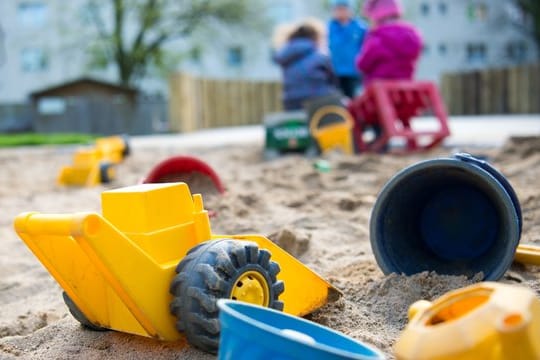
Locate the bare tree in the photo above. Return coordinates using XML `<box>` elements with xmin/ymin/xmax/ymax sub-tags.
<box><xmin>512</xmin><ymin>0</ymin><xmax>540</xmax><ymax>55</ymax></box>
<box><xmin>84</xmin><ymin>0</ymin><xmax>265</xmax><ymax>86</ymax></box>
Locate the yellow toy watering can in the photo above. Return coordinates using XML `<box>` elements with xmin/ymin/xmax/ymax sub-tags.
<box><xmin>395</xmin><ymin>281</ymin><xmax>540</xmax><ymax>360</ymax></box>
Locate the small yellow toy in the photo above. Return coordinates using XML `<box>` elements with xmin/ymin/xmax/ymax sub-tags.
<box><xmin>57</xmin><ymin>135</ymin><xmax>130</xmax><ymax>186</ymax></box>
<box><xmin>395</xmin><ymin>282</ymin><xmax>540</xmax><ymax>360</ymax></box>
<box><xmin>309</xmin><ymin>105</ymin><xmax>355</xmax><ymax>155</ymax></box>
<box><xmin>515</xmin><ymin>244</ymin><xmax>540</xmax><ymax>266</ymax></box>
<box><xmin>14</xmin><ymin>183</ymin><xmax>340</xmax><ymax>353</ymax></box>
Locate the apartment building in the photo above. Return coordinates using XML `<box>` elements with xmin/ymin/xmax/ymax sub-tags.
<box><xmin>0</xmin><ymin>0</ymin><xmax>537</xmax><ymax>103</ymax></box>
<box><xmin>406</xmin><ymin>0</ymin><xmax>537</xmax><ymax>81</ymax></box>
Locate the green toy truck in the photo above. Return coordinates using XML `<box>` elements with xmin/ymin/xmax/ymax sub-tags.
<box><xmin>263</xmin><ymin>111</ymin><xmax>317</xmax><ymax>160</ymax></box>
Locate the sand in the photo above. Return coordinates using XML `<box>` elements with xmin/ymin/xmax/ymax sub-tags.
<box><xmin>0</xmin><ymin>136</ymin><xmax>539</xmax><ymax>359</ymax></box>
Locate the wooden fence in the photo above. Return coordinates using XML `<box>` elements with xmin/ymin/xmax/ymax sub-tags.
<box><xmin>441</xmin><ymin>63</ymin><xmax>540</xmax><ymax>115</ymax></box>
<box><xmin>169</xmin><ymin>73</ymin><xmax>283</xmax><ymax>132</ymax></box>
<box><xmin>170</xmin><ymin>64</ymin><xmax>540</xmax><ymax>132</ymax></box>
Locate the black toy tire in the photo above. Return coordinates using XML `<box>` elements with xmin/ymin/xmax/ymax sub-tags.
<box><xmin>121</xmin><ymin>134</ymin><xmax>131</xmax><ymax>158</ymax></box>
<box><xmin>169</xmin><ymin>239</ymin><xmax>285</xmax><ymax>354</ymax></box>
<box><xmin>99</xmin><ymin>162</ymin><xmax>114</xmax><ymax>183</ymax></box>
<box><xmin>62</xmin><ymin>292</ymin><xmax>108</xmax><ymax>331</ymax></box>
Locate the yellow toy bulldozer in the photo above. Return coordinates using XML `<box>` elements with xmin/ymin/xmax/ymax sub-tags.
<box><xmin>14</xmin><ymin>182</ymin><xmax>340</xmax><ymax>353</ymax></box>
<box><xmin>57</xmin><ymin>135</ymin><xmax>130</xmax><ymax>186</ymax></box>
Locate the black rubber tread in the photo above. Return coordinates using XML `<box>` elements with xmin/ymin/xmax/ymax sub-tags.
<box><xmin>169</xmin><ymin>239</ymin><xmax>285</xmax><ymax>354</ymax></box>
<box><xmin>121</xmin><ymin>135</ymin><xmax>131</xmax><ymax>158</ymax></box>
<box><xmin>62</xmin><ymin>292</ymin><xmax>108</xmax><ymax>332</ymax></box>
<box><xmin>99</xmin><ymin>162</ymin><xmax>114</xmax><ymax>183</ymax></box>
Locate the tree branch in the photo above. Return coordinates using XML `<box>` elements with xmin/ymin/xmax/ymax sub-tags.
<box><xmin>86</xmin><ymin>0</ymin><xmax>262</xmax><ymax>85</ymax></box>
<box><xmin>131</xmin><ymin>0</ymin><xmax>159</xmax><ymax>56</ymax></box>
<box><xmin>113</xmin><ymin>0</ymin><xmax>128</xmax><ymax>82</ymax></box>
<box><xmin>86</xmin><ymin>0</ymin><xmax>114</xmax><ymax>58</ymax></box>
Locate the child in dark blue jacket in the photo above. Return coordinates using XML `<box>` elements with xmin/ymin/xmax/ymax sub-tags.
<box><xmin>273</xmin><ymin>24</ymin><xmax>339</xmax><ymax>111</ymax></box>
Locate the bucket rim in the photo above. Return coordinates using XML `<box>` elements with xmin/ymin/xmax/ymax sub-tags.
<box><xmin>454</xmin><ymin>153</ymin><xmax>522</xmax><ymax>236</ymax></box>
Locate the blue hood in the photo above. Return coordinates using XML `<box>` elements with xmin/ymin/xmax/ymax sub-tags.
<box><xmin>273</xmin><ymin>39</ymin><xmax>316</xmax><ymax>67</ymax></box>
<box><xmin>273</xmin><ymin>38</ymin><xmax>338</xmax><ymax>108</ymax></box>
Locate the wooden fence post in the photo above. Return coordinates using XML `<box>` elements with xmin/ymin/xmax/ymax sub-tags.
<box><xmin>480</xmin><ymin>69</ymin><xmax>492</xmax><ymax>115</ymax></box>
<box><xmin>440</xmin><ymin>73</ymin><xmax>452</xmax><ymax>114</ymax></box>
<box><xmin>529</xmin><ymin>64</ymin><xmax>540</xmax><ymax>114</ymax></box>
<box><xmin>441</xmin><ymin>63</ymin><xmax>540</xmax><ymax>115</ymax></box>
<box><xmin>168</xmin><ymin>73</ymin><xmax>182</xmax><ymax>132</ymax></box>
<box><xmin>169</xmin><ymin>73</ymin><xmax>198</xmax><ymax>133</ymax></box>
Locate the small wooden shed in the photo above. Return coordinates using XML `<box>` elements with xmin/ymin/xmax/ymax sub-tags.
<box><xmin>29</xmin><ymin>77</ymin><xmax>142</xmax><ymax>135</ymax></box>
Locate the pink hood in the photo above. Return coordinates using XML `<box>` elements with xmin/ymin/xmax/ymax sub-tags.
<box><xmin>356</xmin><ymin>22</ymin><xmax>423</xmax><ymax>85</ymax></box>
<box><xmin>363</xmin><ymin>0</ymin><xmax>403</xmax><ymax>23</ymax></box>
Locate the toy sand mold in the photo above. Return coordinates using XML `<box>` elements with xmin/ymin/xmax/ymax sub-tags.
<box><xmin>14</xmin><ymin>183</ymin><xmax>340</xmax><ymax>353</ymax></box>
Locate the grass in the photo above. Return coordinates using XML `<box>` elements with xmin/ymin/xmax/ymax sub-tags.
<box><xmin>0</xmin><ymin>133</ymin><xmax>97</xmax><ymax>148</ymax></box>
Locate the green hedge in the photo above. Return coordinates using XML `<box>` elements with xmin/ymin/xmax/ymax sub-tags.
<box><xmin>0</xmin><ymin>133</ymin><xmax>96</xmax><ymax>147</ymax></box>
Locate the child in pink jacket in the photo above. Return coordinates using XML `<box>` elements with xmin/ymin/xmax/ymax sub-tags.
<box><xmin>356</xmin><ymin>0</ymin><xmax>423</xmax><ymax>86</ymax></box>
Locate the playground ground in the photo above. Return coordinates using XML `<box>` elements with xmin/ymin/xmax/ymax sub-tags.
<box><xmin>0</xmin><ymin>115</ymin><xmax>539</xmax><ymax>359</ymax></box>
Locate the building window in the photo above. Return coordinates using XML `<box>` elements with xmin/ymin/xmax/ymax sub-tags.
<box><xmin>439</xmin><ymin>2</ymin><xmax>448</xmax><ymax>15</ymax></box>
<box><xmin>466</xmin><ymin>43</ymin><xmax>487</xmax><ymax>64</ymax></box>
<box><xmin>227</xmin><ymin>46</ymin><xmax>244</xmax><ymax>67</ymax></box>
<box><xmin>420</xmin><ymin>3</ymin><xmax>430</xmax><ymax>16</ymax></box>
<box><xmin>37</xmin><ymin>97</ymin><xmax>66</xmax><ymax>115</ymax></box>
<box><xmin>467</xmin><ymin>3</ymin><xmax>488</xmax><ymax>21</ymax></box>
<box><xmin>438</xmin><ymin>43</ymin><xmax>447</xmax><ymax>56</ymax></box>
<box><xmin>507</xmin><ymin>42</ymin><xmax>528</xmax><ymax>63</ymax></box>
<box><xmin>21</xmin><ymin>48</ymin><xmax>48</xmax><ymax>72</ymax></box>
<box><xmin>18</xmin><ymin>2</ymin><xmax>48</xmax><ymax>28</ymax></box>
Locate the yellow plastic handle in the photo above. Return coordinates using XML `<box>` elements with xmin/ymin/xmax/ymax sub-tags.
<box><xmin>14</xmin><ymin>212</ymin><xmax>97</xmax><ymax>237</ymax></box>
<box><xmin>309</xmin><ymin>105</ymin><xmax>354</xmax><ymax>137</ymax></box>
<box><xmin>515</xmin><ymin>244</ymin><xmax>540</xmax><ymax>266</ymax></box>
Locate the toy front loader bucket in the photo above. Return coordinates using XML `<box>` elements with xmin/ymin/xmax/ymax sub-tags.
<box><xmin>14</xmin><ymin>212</ymin><xmax>185</xmax><ymax>342</ymax></box>
<box><xmin>57</xmin><ymin>149</ymin><xmax>104</xmax><ymax>187</ymax></box>
<box><xmin>225</xmin><ymin>234</ymin><xmax>341</xmax><ymax>316</ymax></box>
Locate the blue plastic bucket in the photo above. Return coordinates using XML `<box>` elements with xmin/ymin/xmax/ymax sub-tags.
<box><xmin>217</xmin><ymin>300</ymin><xmax>385</xmax><ymax>360</ymax></box>
<box><xmin>370</xmin><ymin>153</ymin><xmax>522</xmax><ymax>281</ymax></box>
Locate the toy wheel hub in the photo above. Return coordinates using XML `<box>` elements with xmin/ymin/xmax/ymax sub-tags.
<box><xmin>230</xmin><ymin>271</ymin><xmax>269</xmax><ymax>307</ymax></box>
